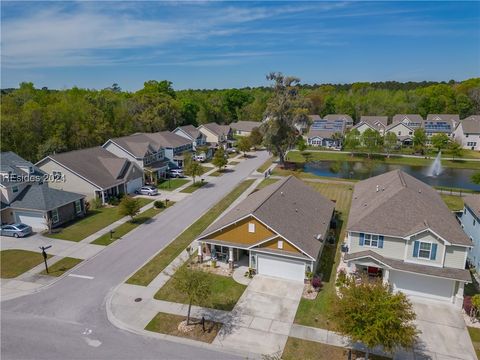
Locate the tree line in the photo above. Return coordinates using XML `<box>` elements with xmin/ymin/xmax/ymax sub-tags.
<box><xmin>1</xmin><ymin>77</ymin><xmax>479</xmax><ymax>162</ymax></box>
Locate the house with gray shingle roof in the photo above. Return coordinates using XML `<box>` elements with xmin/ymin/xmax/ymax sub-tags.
<box><xmin>198</xmin><ymin>123</ymin><xmax>234</xmax><ymax>149</ymax></box>
<box><xmin>324</xmin><ymin>114</ymin><xmax>354</xmax><ymax>128</ymax></box>
<box><xmin>453</xmin><ymin>115</ymin><xmax>480</xmax><ymax>151</ymax></box>
<box><xmin>1</xmin><ymin>152</ymin><xmax>85</xmax><ymax>231</ymax></box>
<box><xmin>460</xmin><ymin>195</ymin><xmax>480</xmax><ymax>273</ymax></box>
<box><xmin>344</xmin><ymin>169</ymin><xmax>471</xmax><ymax>306</ymax></box>
<box><xmin>230</xmin><ymin>121</ymin><xmax>262</xmax><ymax>136</ymax></box>
<box><xmin>37</xmin><ymin>147</ymin><xmax>143</xmax><ymax>204</ymax></box>
<box><xmin>354</xmin><ymin>116</ymin><xmax>389</xmax><ymax>135</ymax></box>
<box><xmin>173</xmin><ymin>125</ymin><xmax>207</xmax><ymax>150</ymax></box>
<box><xmin>197</xmin><ymin>176</ymin><xmax>335</xmax><ymax>282</ymax></box>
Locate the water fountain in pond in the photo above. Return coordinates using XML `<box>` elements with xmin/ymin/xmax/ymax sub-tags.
<box><xmin>427</xmin><ymin>152</ymin><xmax>443</xmax><ymax>177</ymax></box>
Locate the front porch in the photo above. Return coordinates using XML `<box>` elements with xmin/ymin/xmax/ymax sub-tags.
<box><xmin>96</xmin><ymin>185</ymin><xmax>125</xmax><ymax>205</ymax></box>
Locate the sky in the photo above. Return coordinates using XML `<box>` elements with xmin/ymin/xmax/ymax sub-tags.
<box><xmin>1</xmin><ymin>1</ymin><xmax>479</xmax><ymax>91</ymax></box>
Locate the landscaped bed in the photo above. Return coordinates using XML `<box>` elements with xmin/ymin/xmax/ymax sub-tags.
<box><xmin>293</xmin><ymin>182</ymin><xmax>353</xmax><ymax>330</ymax></box>
<box><xmin>180</xmin><ymin>181</ymin><xmax>208</xmax><ymax>193</ymax></box>
<box><xmin>145</xmin><ymin>312</ymin><xmax>222</xmax><ymax>343</ymax></box>
<box><xmin>46</xmin><ymin>197</ymin><xmax>153</xmax><ymax>242</ymax></box>
<box><xmin>157</xmin><ymin>179</ymin><xmax>190</xmax><ymax>191</ymax></box>
<box><xmin>282</xmin><ymin>338</ymin><xmax>390</xmax><ymax>360</ymax></box>
<box><xmin>1</xmin><ymin>249</ymin><xmax>51</xmax><ymax>278</ymax></box>
<box><xmin>126</xmin><ymin>179</ymin><xmax>255</xmax><ymax>286</ymax></box>
<box><xmin>40</xmin><ymin>257</ymin><xmax>82</xmax><ymax>277</ymax></box>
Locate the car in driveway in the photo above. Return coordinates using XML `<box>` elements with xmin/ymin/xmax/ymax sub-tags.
<box><xmin>168</xmin><ymin>169</ymin><xmax>185</xmax><ymax>178</ymax></box>
<box><xmin>1</xmin><ymin>223</ymin><xmax>33</xmax><ymax>238</ymax></box>
<box><xmin>135</xmin><ymin>186</ymin><xmax>159</xmax><ymax>196</ymax></box>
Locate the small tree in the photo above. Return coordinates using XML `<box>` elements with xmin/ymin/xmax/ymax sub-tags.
<box><xmin>297</xmin><ymin>137</ymin><xmax>307</xmax><ymax>152</ymax></box>
<box><xmin>249</xmin><ymin>127</ymin><xmax>263</xmax><ymax>149</ymax></box>
<box><xmin>413</xmin><ymin>128</ymin><xmax>427</xmax><ymax>154</ymax></box>
<box><xmin>344</xmin><ymin>129</ymin><xmax>361</xmax><ymax>156</ymax></box>
<box><xmin>212</xmin><ymin>148</ymin><xmax>228</xmax><ymax>171</ymax></box>
<box><xmin>331</xmin><ymin>132</ymin><xmax>344</xmax><ymax>148</ymax></box>
<box><xmin>361</xmin><ymin>128</ymin><xmax>383</xmax><ymax>158</ymax></box>
<box><xmin>431</xmin><ymin>133</ymin><xmax>450</xmax><ymax>153</ymax></box>
<box><xmin>472</xmin><ymin>172</ymin><xmax>480</xmax><ymax>185</ymax></box>
<box><xmin>119</xmin><ymin>196</ymin><xmax>141</xmax><ymax>222</ymax></box>
<box><xmin>384</xmin><ymin>132</ymin><xmax>398</xmax><ymax>158</ymax></box>
<box><xmin>332</xmin><ymin>278</ymin><xmax>418</xmax><ymax>359</ymax></box>
<box><xmin>172</xmin><ymin>266</ymin><xmax>212</xmax><ymax>325</ymax></box>
<box><xmin>448</xmin><ymin>140</ymin><xmax>463</xmax><ymax>160</ymax></box>
<box><xmin>237</xmin><ymin>136</ymin><xmax>251</xmax><ymax>156</ymax></box>
<box><xmin>184</xmin><ymin>153</ymin><xmax>204</xmax><ymax>184</ymax></box>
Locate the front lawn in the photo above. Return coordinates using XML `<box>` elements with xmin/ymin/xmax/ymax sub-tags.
<box><xmin>180</xmin><ymin>181</ymin><xmax>208</xmax><ymax>193</ymax></box>
<box><xmin>282</xmin><ymin>338</ymin><xmax>390</xmax><ymax>360</ymax></box>
<box><xmin>126</xmin><ymin>179</ymin><xmax>255</xmax><ymax>286</ymax></box>
<box><xmin>145</xmin><ymin>312</ymin><xmax>221</xmax><ymax>343</ymax></box>
<box><xmin>294</xmin><ymin>182</ymin><xmax>353</xmax><ymax>330</ymax></box>
<box><xmin>440</xmin><ymin>194</ymin><xmax>464</xmax><ymax>211</ymax></box>
<box><xmin>256</xmin><ymin>178</ymin><xmax>279</xmax><ymax>190</ymax></box>
<box><xmin>257</xmin><ymin>156</ymin><xmax>276</xmax><ymax>173</ymax></box>
<box><xmin>157</xmin><ymin>179</ymin><xmax>190</xmax><ymax>191</ymax></box>
<box><xmin>40</xmin><ymin>257</ymin><xmax>82</xmax><ymax>277</ymax></box>
<box><xmin>1</xmin><ymin>250</ymin><xmax>51</xmax><ymax>278</ymax></box>
<box><xmin>469</xmin><ymin>327</ymin><xmax>480</xmax><ymax>358</ymax></box>
<box><xmin>91</xmin><ymin>206</ymin><xmax>168</xmax><ymax>246</ymax></box>
<box><xmin>46</xmin><ymin>197</ymin><xmax>153</xmax><ymax>242</ymax></box>
<box><xmin>155</xmin><ymin>265</ymin><xmax>246</xmax><ymax>311</ymax></box>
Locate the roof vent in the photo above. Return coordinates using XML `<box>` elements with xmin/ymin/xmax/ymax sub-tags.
<box><xmin>376</xmin><ymin>185</ymin><xmax>379</xmax><ymax>192</ymax></box>
<box><xmin>295</xmin><ymin>209</ymin><xmax>298</xmax><ymax>212</ymax></box>
<box><xmin>418</xmin><ymin>189</ymin><xmax>422</xmax><ymax>193</ymax></box>
<box><xmin>316</xmin><ymin>234</ymin><xmax>322</xmax><ymax>241</ymax></box>
<box><xmin>280</xmin><ymin>191</ymin><xmax>284</xmax><ymax>196</ymax></box>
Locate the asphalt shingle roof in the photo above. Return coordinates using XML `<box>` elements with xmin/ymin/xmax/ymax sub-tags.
<box><xmin>231</xmin><ymin>121</ymin><xmax>261</xmax><ymax>132</ymax></box>
<box><xmin>10</xmin><ymin>184</ymin><xmax>84</xmax><ymax>212</ymax></box>
<box><xmin>176</xmin><ymin>125</ymin><xmax>202</xmax><ymax>140</ymax></box>
<box><xmin>144</xmin><ymin>131</ymin><xmax>192</xmax><ymax>148</ymax></box>
<box><xmin>202</xmin><ymin>123</ymin><xmax>232</xmax><ymax>137</ymax></box>
<box><xmin>464</xmin><ymin>194</ymin><xmax>480</xmax><ymax>220</ymax></box>
<box><xmin>359</xmin><ymin>116</ymin><xmax>388</xmax><ymax>128</ymax></box>
<box><xmin>461</xmin><ymin>115</ymin><xmax>480</xmax><ymax>134</ymax></box>
<box><xmin>347</xmin><ymin>170</ymin><xmax>471</xmax><ymax>246</ymax></box>
<box><xmin>199</xmin><ymin>176</ymin><xmax>335</xmax><ymax>259</ymax></box>
<box><xmin>0</xmin><ymin>152</ymin><xmax>44</xmax><ymax>186</ymax></box>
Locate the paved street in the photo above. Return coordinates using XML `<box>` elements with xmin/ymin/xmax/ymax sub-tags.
<box><xmin>1</xmin><ymin>151</ymin><xmax>269</xmax><ymax>360</ymax></box>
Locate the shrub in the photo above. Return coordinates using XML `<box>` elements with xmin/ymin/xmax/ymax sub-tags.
<box><xmin>336</xmin><ymin>269</ymin><xmax>347</xmax><ymax>287</ymax></box>
<box><xmin>154</xmin><ymin>200</ymin><xmax>165</xmax><ymax>209</ymax></box>
<box><xmin>84</xmin><ymin>201</ymin><xmax>91</xmax><ymax>213</ymax></box>
<box><xmin>108</xmin><ymin>196</ymin><xmax>120</xmax><ymax>206</ymax></box>
<box><xmin>91</xmin><ymin>197</ymin><xmax>103</xmax><ymax>210</ymax></box>
<box><xmin>464</xmin><ymin>296</ymin><xmax>473</xmax><ymax>316</ymax></box>
<box><xmin>311</xmin><ymin>277</ymin><xmax>322</xmax><ymax>289</ymax></box>
<box><xmin>305</xmin><ymin>271</ymin><xmax>313</xmax><ymax>280</ymax></box>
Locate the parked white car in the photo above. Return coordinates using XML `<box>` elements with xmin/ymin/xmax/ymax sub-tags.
<box><xmin>193</xmin><ymin>154</ymin><xmax>206</xmax><ymax>162</ymax></box>
<box><xmin>227</xmin><ymin>148</ymin><xmax>237</xmax><ymax>154</ymax></box>
<box><xmin>135</xmin><ymin>186</ymin><xmax>159</xmax><ymax>196</ymax></box>
<box><xmin>169</xmin><ymin>169</ymin><xmax>185</xmax><ymax>178</ymax></box>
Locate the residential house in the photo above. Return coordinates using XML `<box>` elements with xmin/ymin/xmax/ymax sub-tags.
<box><xmin>385</xmin><ymin>121</ymin><xmax>415</xmax><ymax>146</ymax></box>
<box><xmin>424</xmin><ymin>114</ymin><xmax>458</xmax><ymax>141</ymax></box>
<box><xmin>173</xmin><ymin>125</ymin><xmax>207</xmax><ymax>150</ymax></box>
<box><xmin>459</xmin><ymin>195</ymin><xmax>480</xmax><ymax>273</ymax></box>
<box><xmin>103</xmin><ymin>133</ymin><xmax>169</xmax><ymax>180</ymax></box>
<box><xmin>324</xmin><ymin>114</ymin><xmax>354</xmax><ymax>128</ymax></box>
<box><xmin>392</xmin><ymin>114</ymin><xmax>424</xmax><ymax>130</ymax></box>
<box><xmin>231</xmin><ymin>121</ymin><xmax>261</xmax><ymax>136</ymax></box>
<box><xmin>306</xmin><ymin>118</ymin><xmax>346</xmax><ymax>148</ymax></box>
<box><xmin>198</xmin><ymin>123</ymin><xmax>234</xmax><ymax>149</ymax></box>
<box><xmin>37</xmin><ymin>147</ymin><xmax>143</xmax><ymax>204</ymax></box>
<box><xmin>197</xmin><ymin>176</ymin><xmax>335</xmax><ymax>282</ymax></box>
<box><xmin>1</xmin><ymin>152</ymin><xmax>85</xmax><ymax>231</ymax></box>
<box><xmin>344</xmin><ymin>170</ymin><xmax>471</xmax><ymax>306</ymax></box>
<box><xmin>453</xmin><ymin>115</ymin><xmax>480</xmax><ymax>151</ymax></box>
<box><xmin>143</xmin><ymin>131</ymin><xmax>193</xmax><ymax>168</ymax></box>
<box><xmin>354</xmin><ymin>116</ymin><xmax>389</xmax><ymax>135</ymax></box>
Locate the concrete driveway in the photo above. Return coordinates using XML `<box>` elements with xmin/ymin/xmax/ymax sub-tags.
<box><xmin>213</xmin><ymin>275</ymin><xmax>304</xmax><ymax>356</ymax></box>
<box><xmin>412</xmin><ymin>299</ymin><xmax>476</xmax><ymax>360</ymax></box>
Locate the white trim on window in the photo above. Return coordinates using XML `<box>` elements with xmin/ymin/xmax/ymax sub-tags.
<box><xmin>74</xmin><ymin>200</ymin><xmax>82</xmax><ymax>214</ymax></box>
<box><xmin>248</xmin><ymin>222</ymin><xmax>255</xmax><ymax>233</ymax></box>
<box><xmin>51</xmin><ymin>209</ymin><xmax>59</xmax><ymax>224</ymax></box>
<box><xmin>364</xmin><ymin>233</ymin><xmax>379</xmax><ymax>248</ymax></box>
<box><xmin>277</xmin><ymin>240</ymin><xmax>283</xmax><ymax>249</ymax></box>
<box><xmin>418</xmin><ymin>241</ymin><xmax>432</xmax><ymax>259</ymax></box>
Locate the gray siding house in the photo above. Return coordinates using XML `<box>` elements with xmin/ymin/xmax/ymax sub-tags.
<box><xmin>459</xmin><ymin>195</ymin><xmax>480</xmax><ymax>273</ymax></box>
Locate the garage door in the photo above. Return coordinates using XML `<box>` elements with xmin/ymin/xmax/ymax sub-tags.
<box><xmin>256</xmin><ymin>253</ymin><xmax>306</xmax><ymax>282</ymax></box>
<box><xmin>389</xmin><ymin>270</ymin><xmax>454</xmax><ymax>301</ymax></box>
<box><xmin>14</xmin><ymin>211</ymin><xmax>47</xmax><ymax>231</ymax></box>
<box><xmin>126</xmin><ymin>177</ymin><xmax>143</xmax><ymax>194</ymax></box>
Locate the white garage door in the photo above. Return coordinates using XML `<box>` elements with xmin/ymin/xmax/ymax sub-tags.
<box><xmin>126</xmin><ymin>177</ymin><xmax>143</xmax><ymax>194</ymax></box>
<box><xmin>390</xmin><ymin>271</ymin><xmax>454</xmax><ymax>301</ymax></box>
<box><xmin>257</xmin><ymin>253</ymin><xmax>306</xmax><ymax>282</ymax></box>
<box><xmin>14</xmin><ymin>211</ymin><xmax>47</xmax><ymax>231</ymax></box>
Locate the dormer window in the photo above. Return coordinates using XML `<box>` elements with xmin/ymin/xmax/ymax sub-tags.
<box><xmin>413</xmin><ymin>241</ymin><xmax>437</xmax><ymax>260</ymax></box>
<box><xmin>277</xmin><ymin>240</ymin><xmax>283</xmax><ymax>249</ymax></box>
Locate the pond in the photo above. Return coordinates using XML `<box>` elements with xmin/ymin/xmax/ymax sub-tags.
<box><xmin>303</xmin><ymin>160</ymin><xmax>480</xmax><ymax>191</ymax></box>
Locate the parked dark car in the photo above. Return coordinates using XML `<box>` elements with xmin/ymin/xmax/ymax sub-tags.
<box><xmin>135</xmin><ymin>186</ymin><xmax>159</xmax><ymax>196</ymax></box>
<box><xmin>1</xmin><ymin>223</ymin><xmax>33</xmax><ymax>238</ymax></box>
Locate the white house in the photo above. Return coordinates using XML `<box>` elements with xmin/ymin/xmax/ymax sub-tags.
<box><xmin>231</xmin><ymin>121</ymin><xmax>261</xmax><ymax>136</ymax></box>
<box><xmin>392</xmin><ymin>114</ymin><xmax>424</xmax><ymax>130</ymax></box>
<box><xmin>173</xmin><ymin>125</ymin><xmax>207</xmax><ymax>150</ymax></box>
<box><xmin>344</xmin><ymin>170</ymin><xmax>471</xmax><ymax>306</ymax></box>
<box><xmin>460</xmin><ymin>195</ymin><xmax>480</xmax><ymax>273</ymax></box>
<box><xmin>453</xmin><ymin>115</ymin><xmax>480</xmax><ymax>151</ymax></box>
<box><xmin>353</xmin><ymin>116</ymin><xmax>389</xmax><ymax>136</ymax></box>
<box><xmin>385</xmin><ymin>122</ymin><xmax>414</xmax><ymax>145</ymax></box>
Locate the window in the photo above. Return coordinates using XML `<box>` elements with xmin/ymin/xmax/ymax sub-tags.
<box><xmin>53</xmin><ymin>171</ymin><xmax>62</xmax><ymax>180</ymax></box>
<box><xmin>51</xmin><ymin>209</ymin><xmax>59</xmax><ymax>224</ymax></box>
<box><xmin>418</xmin><ymin>242</ymin><xmax>431</xmax><ymax>259</ymax></box>
<box><xmin>364</xmin><ymin>234</ymin><xmax>379</xmax><ymax>247</ymax></box>
<box><xmin>248</xmin><ymin>222</ymin><xmax>255</xmax><ymax>233</ymax></box>
<box><xmin>74</xmin><ymin>200</ymin><xmax>82</xmax><ymax>214</ymax></box>
<box><xmin>12</xmin><ymin>185</ymin><xmax>18</xmax><ymax>193</ymax></box>
<box><xmin>398</xmin><ymin>131</ymin><xmax>401</xmax><ymax>135</ymax></box>
<box><xmin>474</xmin><ymin>219</ymin><xmax>477</xmax><ymax>226</ymax></box>
<box><xmin>277</xmin><ymin>240</ymin><xmax>283</xmax><ymax>249</ymax></box>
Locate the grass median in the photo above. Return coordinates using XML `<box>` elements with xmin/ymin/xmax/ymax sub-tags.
<box><xmin>40</xmin><ymin>257</ymin><xmax>82</xmax><ymax>277</ymax></box>
<box><xmin>1</xmin><ymin>250</ymin><xmax>51</xmax><ymax>278</ymax></box>
<box><xmin>180</xmin><ymin>181</ymin><xmax>208</xmax><ymax>193</ymax></box>
<box><xmin>126</xmin><ymin>179</ymin><xmax>256</xmax><ymax>286</ymax></box>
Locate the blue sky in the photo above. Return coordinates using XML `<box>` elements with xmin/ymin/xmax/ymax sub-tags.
<box><xmin>1</xmin><ymin>1</ymin><xmax>479</xmax><ymax>91</ymax></box>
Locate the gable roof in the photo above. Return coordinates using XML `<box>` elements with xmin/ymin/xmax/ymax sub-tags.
<box><xmin>201</xmin><ymin>123</ymin><xmax>232</xmax><ymax>137</ymax></box>
<box><xmin>144</xmin><ymin>131</ymin><xmax>192</xmax><ymax>148</ymax></box>
<box><xmin>40</xmin><ymin>147</ymin><xmax>133</xmax><ymax>190</ymax></box>
<box><xmin>385</xmin><ymin>121</ymin><xmax>414</xmax><ymax>132</ymax></box>
<box><xmin>231</xmin><ymin>121</ymin><xmax>261</xmax><ymax>132</ymax></box>
<box><xmin>324</xmin><ymin>114</ymin><xmax>353</xmax><ymax>123</ymax></box>
<box><xmin>347</xmin><ymin>170</ymin><xmax>471</xmax><ymax>246</ymax></box>
<box><xmin>426</xmin><ymin>114</ymin><xmax>459</xmax><ymax>123</ymax></box>
<box><xmin>392</xmin><ymin>114</ymin><xmax>424</xmax><ymax>128</ymax></box>
<box><xmin>0</xmin><ymin>152</ymin><xmax>45</xmax><ymax>186</ymax></box>
<box><xmin>175</xmin><ymin>125</ymin><xmax>202</xmax><ymax>140</ymax></box>
<box><xmin>461</xmin><ymin>115</ymin><xmax>480</xmax><ymax>134</ymax></box>
<box><xmin>464</xmin><ymin>195</ymin><xmax>480</xmax><ymax>220</ymax></box>
<box><xmin>199</xmin><ymin>176</ymin><xmax>335</xmax><ymax>258</ymax></box>
<box><xmin>108</xmin><ymin>134</ymin><xmax>158</xmax><ymax>158</ymax></box>
<box><xmin>307</xmin><ymin>129</ymin><xmax>337</xmax><ymax>139</ymax></box>
<box><xmin>360</xmin><ymin>116</ymin><xmax>388</xmax><ymax>128</ymax></box>
<box><xmin>9</xmin><ymin>184</ymin><xmax>84</xmax><ymax>212</ymax></box>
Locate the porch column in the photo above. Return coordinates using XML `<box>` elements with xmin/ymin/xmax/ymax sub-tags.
<box><xmin>101</xmin><ymin>191</ymin><xmax>106</xmax><ymax>205</ymax></box>
<box><xmin>382</xmin><ymin>269</ymin><xmax>390</xmax><ymax>285</ymax></box>
<box><xmin>197</xmin><ymin>243</ymin><xmax>203</xmax><ymax>263</ymax></box>
<box><xmin>454</xmin><ymin>282</ymin><xmax>465</xmax><ymax>308</ymax></box>
<box><xmin>228</xmin><ymin>247</ymin><xmax>234</xmax><ymax>270</ymax></box>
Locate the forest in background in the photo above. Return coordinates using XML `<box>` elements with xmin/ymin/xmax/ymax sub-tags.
<box><xmin>1</xmin><ymin>78</ymin><xmax>479</xmax><ymax>162</ymax></box>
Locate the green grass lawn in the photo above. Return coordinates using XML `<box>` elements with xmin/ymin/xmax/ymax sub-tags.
<box><xmin>286</xmin><ymin>151</ymin><xmax>480</xmax><ymax>170</ymax></box>
<box><xmin>1</xmin><ymin>250</ymin><xmax>51</xmax><ymax>278</ymax></box>
<box><xmin>294</xmin><ymin>182</ymin><xmax>353</xmax><ymax>330</ymax></box>
<box><xmin>468</xmin><ymin>327</ymin><xmax>480</xmax><ymax>358</ymax></box>
<box><xmin>257</xmin><ymin>156</ymin><xmax>276</xmax><ymax>173</ymax></box>
<box><xmin>40</xmin><ymin>257</ymin><xmax>82</xmax><ymax>277</ymax></box>
<box><xmin>145</xmin><ymin>312</ymin><xmax>222</xmax><ymax>343</ymax></box>
<box><xmin>46</xmin><ymin>197</ymin><xmax>153</xmax><ymax>242</ymax></box>
<box><xmin>155</xmin><ymin>265</ymin><xmax>246</xmax><ymax>311</ymax></box>
<box><xmin>126</xmin><ymin>179</ymin><xmax>256</xmax><ymax>286</ymax></box>
<box><xmin>157</xmin><ymin>179</ymin><xmax>190</xmax><ymax>191</ymax></box>
<box><xmin>91</xmin><ymin>206</ymin><xmax>167</xmax><ymax>246</ymax></box>
<box><xmin>180</xmin><ymin>181</ymin><xmax>208</xmax><ymax>193</ymax></box>
<box><xmin>440</xmin><ymin>194</ymin><xmax>464</xmax><ymax>211</ymax></box>
<box><xmin>256</xmin><ymin>177</ymin><xmax>279</xmax><ymax>190</ymax></box>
